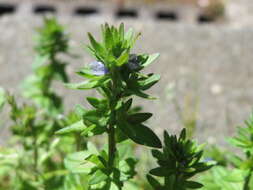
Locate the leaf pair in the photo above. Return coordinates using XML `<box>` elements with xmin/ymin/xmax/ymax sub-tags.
<box><xmin>116</xmin><ymin>100</ymin><xmax>162</xmax><ymax>148</ymax></box>
<box><xmin>148</xmin><ymin>129</ymin><xmax>212</xmax><ymax>190</ymax></box>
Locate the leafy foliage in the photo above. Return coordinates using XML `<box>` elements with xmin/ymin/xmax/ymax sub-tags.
<box><xmin>0</xmin><ymin>17</ymin><xmax>76</xmax><ymax>190</ymax></box>
<box><xmin>0</xmin><ymin>21</ymin><xmax>232</xmax><ymax>190</ymax></box>
<box><xmin>148</xmin><ymin>129</ymin><xmax>212</xmax><ymax>190</ymax></box>
<box><xmin>22</xmin><ymin>17</ymin><xmax>69</xmax><ymax>116</ymax></box>
<box><xmin>0</xmin><ymin>88</ymin><xmax>6</xmax><ymax>111</ymax></box>
<box><xmin>198</xmin><ymin>113</ymin><xmax>253</xmax><ymax>190</ymax></box>
<box><xmin>58</xmin><ymin>23</ymin><xmax>163</xmax><ymax>189</ymax></box>
<box><xmin>199</xmin><ymin>166</ymin><xmax>245</xmax><ymax>190</ymax></box>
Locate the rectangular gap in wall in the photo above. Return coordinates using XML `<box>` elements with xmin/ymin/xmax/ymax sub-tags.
<box><xmin>116</xmin><ymin>9</ymin><xmax>138</xmax><ymax>18</ymax></box>
<box><xmin>34</xmin><ymin>5</ymin><xmax>56</xmax><ymax>14</ymax></box>
<box><xmin>74</xmin><ymin>7</ymin><xmax>99</xmax><ymax>16</ymax></box>
<box><xmin>0</xmin><ymin>4</ymin><xmax>16</xmax><ymax>16</ymax></box>
<box><xmin>156</xmin><ymin>11</ymin><xmax>178</xmax><ymax>21</ymax></box>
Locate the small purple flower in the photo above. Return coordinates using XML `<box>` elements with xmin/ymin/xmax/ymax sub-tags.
<box><xmin>126</xmin><ymin>54</ymin><xmax>141</xmax><ymax>71</ymax></box>
<box><xmin>88</xmin><ymin>61</ymin><xmax>109</xmax><ymax>76</ymax></box>
<box><xmin>203</xmin><ymin>157</ymin><xmax>214</xmax><ymax>163</ymax></box>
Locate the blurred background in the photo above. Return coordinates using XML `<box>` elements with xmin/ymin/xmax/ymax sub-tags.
<box><xmin>1</xmin><ymin>0</ymin><xmax>253</xmax><ymax>147</ymax></box>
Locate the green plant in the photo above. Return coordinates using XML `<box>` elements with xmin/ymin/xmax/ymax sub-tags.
<box><xmin>199</xmin><ymin>113</ymin><xmax>253</xmax><ymax>190</ymax></box>
<box><xmin>57</xmin><ymin>23</ymin><xmax>162</xmax><ymax>189</ymax></box>
<box><xmin>57</xmin><ymin>23</ymin><xmax>212</xmax><ymax>190</ymax></box>
<box><xmin>148</xmin><ymin>129</ymin><xmax>212</xmax><ymax>190</ymax></box>
<box><xmin>199</xmin><ymin>166</ymin><xmax>244</xmax><ymax>190</ymax></box>
<box><xmin>0</xmin><ymin>17</ymin><xmax>73</xmax><ymax>189</ymax></box>
<box><xmin>22</xmin><ymin>17</ymin><xmax>69</xmax><ymax>116</ymax></box>
<box><xmin>0</xmin><ymin>88</ymin><xmax>5</xmax><ymax>112</ymax></box>
<box><xmin>0</xmin><ymin>21</ymin><xmax>228</xmax><ymax>189</ymax></box>
<box><xmin>4</xmin><ymin>95</ymin><xmax>64</xmax><ymax>189</ymax></box>
<box><xmin>228</xmin><ymin>113</ymin><xmax>253</xmax><ymax>190</ymax></box>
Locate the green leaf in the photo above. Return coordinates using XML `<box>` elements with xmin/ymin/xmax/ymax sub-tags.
<box><xmin>124</xmin><ymin>99</ymin><xmax>133</xmax><ymax>111</ymax></box>
<box><xmin>117</xmin><ymin>120</ymin><xmax>162</xmax><ymax>148</ymax></box>
<box><xmin>88</xmin><ymin>33</ymin><xmax>106</xmax><ymax>56</ymax></box>
<box><xmin>64</xmin><ymin>151</ymin><xmax>94</xmax><ymax>174</ymax></box>
<box><xmin>0</xmin><ymin>88</ymin><xmax>6</xmax><ymax>111</ymax></box>
<box><xmin>63</xmin><ymin>173</ymin><xmax>89</xmax><ymax>190</ymax></box>
<box><xmin>119</xmin><ymin>23</ymin><xmax>124</xmax><ymax>41</ymax></box>
<box><xmin>83</xmin><ymin>110</ymin><xmax>106</xmax><ymax>126</ymax></box>
<box><xmin>138</xmin><ymin>74</ymin><xmax>160</xmax><ymax>91</ymax></box>
<box><xmin>125</xmin><ymin>28</ymin><xmax>133</xmax><ymax>43</ymax></box>
<box><xmin>86</xmin><ymin>97</ymin><xmax>107</xmax><ymax>111</ymax></box>
<box><xmin>32</xmin><ymin>55</ymin><xmax>48</xmax><ymax>69</ymax></box>
<box><xmin>223</xmin><ymin>169</ymin><xmax>245</xmax><ymax>182</ymax></box>
<box><xmin>180</xmin><ymin>128</ymin><xmax>187</xmax><ymax>140</ymax></box>
<box><xmin>151</xmin><ymin>149</ymin><xmax>164</xmax><ymax>160</ymax></box>
<box><xmin>77</xmin><ymin>68</ymin><xmax>102</xmax><ymax>79</ymax></box>
<box><xmin>146</xmin><ymin>175</ymin><xmax>162</xmax><ymax>189</ymax></box>
<box><xmin>65</xmin><ymin>77</ymin><xmax>109</xmax><ymax>90</ymax></box>
<box><xmin>74</xmin><ymin>104</ymin><xmax>87</xmax><ymax>117</ymax></box>
<box><xmin>87</xmin><ymin>142</ymin><xmax>99</xmax><ymax>155</ymax></box>
<box><xmin>150</xmin><ymin>167</ymin><xmax>173</xmax><ymax>177</ymax></box>
<box><xmin>119</xmin><ymin>158</ymin><xmax>137</xmax><ymax>180</ymax></box>
<box><xmin>56</xmin><ymin>120</ymin><xmax>86</xmax><ymax>135</ymax></box>
<box><xmin>81</xmin><ymin>124</ymin><xmax>106</xmax><ymax>137</ymax></box>
<box><xmin>116</xmin><ymin>51</ymin><xmax>129</xmax><ymax>66</ymax></box>
<box><xmin>115</xmin><ymin>128</ymin><xmax>128</xmax><ymax>143</ymax></box>
<box><xmin>89</xmin><ymin>170</ymin><xmax>108</xmax><ymax>185</ymax></box>
<box><xmin>184</xmin><ymin>181</ymin><xmax>203</xmax><ymax>189</ymax></box>
<box><xmin>128</xmin><ymin>112</ymin><xmax>152</xmax><ymax>124</ymax></box>
<box><xmin>87</xmin><ymin>97</ymin><xmax>101</xmax><ymax>108</ymax></box>
<box><xmin>228</xmin><ymin>137</ymin><xmax>251</xmax><ymax>148</ymax></box>
<box><xmin>127</xmin><ymin>89</ymin><xmax>156</xmax><ymax>99</ymax></box>
<box><xmin>104</xmin><ymin>24</ymin><xmax>113</xmax><ymax>50</ymax></box>
<box><xmin>85</xmin><ymin>154</ymin><xmax>106</xmax><ymax>168</ymax></box>
<box><xmin>142</xmin><ymin>53</ymin><xmax>160</xmax><ymax>67</ymax></box>
<box><xmin>43</xmin><ymin>170</ymin><xmax>69</xmax><ymax>180</ymax></box>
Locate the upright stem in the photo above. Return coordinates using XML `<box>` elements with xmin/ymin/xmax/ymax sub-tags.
<box><xmin>33</xmin><ymin>138</ymin><xmax>38</xmax><ymax>180</ymax></box>
<box><xmin>75</xmin><ymin>133</ymin><xmax>82</xmax><ymax>151</ymax></box>
<box><xmin>243</xmin><ymin>168</ymin><xmax>253</xmax><ymax>190</ymax></box>
<box><xmin>31</xmin><ymin>121</ymin><xmax>38</xmax><ymax>181</ymax></box>
<box><xmin>108</xmin><ymin>71</ymin><xmax>118</xmax><ymax>170</ymax></box>
<box><xmin>108</xmin><ymin>124</ymin><xmax>116</xmax><ymax>169</ymax></box>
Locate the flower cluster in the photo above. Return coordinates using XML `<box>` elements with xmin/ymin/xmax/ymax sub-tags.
<box><xmin>89</xmin><ymin>53</ymin><xmax>141</xmax><ymax>76</ymax></box>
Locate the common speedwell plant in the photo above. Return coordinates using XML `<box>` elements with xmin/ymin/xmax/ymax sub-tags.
<box><xmin>22</xmin><ymin>17</ymin><xmax>69</xmax><ymax>116</ymax></box>
<box><xmin>57</xmin><ymin>23</ymin><xmax>162</xmax><ymax>189</ymax></box>
<box><xmin>57</xmin><ymin>23</ymin><xmax>211</xmax><ymax>190</ymax></box>
<box><xmin>198</xmin><ymin>113</ymin><xmax>253</xmax><ymax>190</ymax></box>
<box><xmin>0</xmin><ymin>17</ymin><xmax>72</xmax><ymax>190</ymax></box>
<box><xmin>0</xmin><ymin>21</ymin><xmax>216</xmax><ymax>189</ymax></box>
<box><xmin>148</xmin><ymin>129</ymin><xmax>212</xmax><ymax>190</ymax></box>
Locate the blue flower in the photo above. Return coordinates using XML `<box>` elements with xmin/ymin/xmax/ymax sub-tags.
<box><xmin>203</xmin><ymin>157</ymin><xmax>213</xmax><ymax>163</ymax></box>
<box><xmin>88</xmin><ymin>61</ymin><xmax>109</xmax><ymax>76</ymax></box>
<box><xmin>126</xmin><ymin>54</ymin><xmax>141</xmax><ymax>71</ymax></box>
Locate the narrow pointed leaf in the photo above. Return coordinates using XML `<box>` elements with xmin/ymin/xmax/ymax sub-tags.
<box><xmin>117</xmin><ymin>120</ymin><xmax>162</xmax><ymax>148</ymax></box>
<box><xmin>128</xmin><ymin>113</ymin><xmax>152</xmax><ymax>124</ymax></box>
<box><xmin>142</xmin><ymin>53</ymin><xmax>160</xmax><ymax>67</ymax></box>
<box><xmin>116</xmin><ymin>51</ymin><xmax>129</xmax><ymax>66</ymax></box>
<box><xmin>56</xmin><ymin>120</ymin><xmax>86</xmax><ymax>135</ymax></box>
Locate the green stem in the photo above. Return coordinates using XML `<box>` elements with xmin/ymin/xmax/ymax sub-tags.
<box><xmin>34</xmin><ymin>144</ymin><xmax>38</xmax><ymax>180</ymax></box>
<box><xmin>108</xmin><ymin>124</ymin><xmax>116</xmax><ymax>169</ymax></box>
<box><xmin>75</xmin><ymin>133</ymin><xmax>82</xmax><ymax>151</ymax></box>
<box><xmin>243</xmin><ymin>168</ymin><xmax>253</xmax><ymax>190</ymax></box>
<box><xmin>31</xmin><ymin>122</ymin><xmax>39</xmax><ymax>181</ymax></box>
<box><xmin>108</xmin><ymin>71</ymin><xmax>118</xmax><ymax>170</ymax></box>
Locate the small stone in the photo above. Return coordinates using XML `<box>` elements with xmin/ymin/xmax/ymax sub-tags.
<box><xmin>210</xmin><ymin>83</ymin><xmax>223</xmax><ymax>95</ymax></box>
